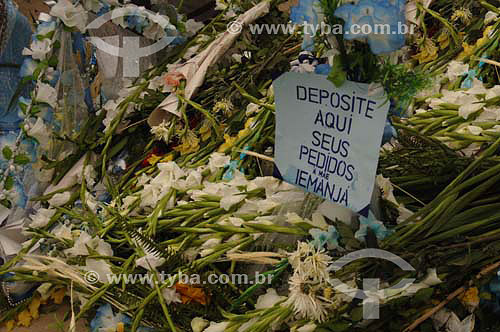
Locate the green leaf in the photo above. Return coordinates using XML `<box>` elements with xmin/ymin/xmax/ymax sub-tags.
<box><xmin>4</xmin><ymin>176</ymin><xmax>14</xmax><ymax>190</ymax></box>
<box><xmin>414</xmin><ymin>288</ymin><xmax>434</xmax><ymax>303</ymax></box>
<box><xmin>48</xmin><ymin>55</ymin><xmax>58</xmax><ymax>67</ymax></box>
<box><xmin>327</xmin><ymin>55</ymin><xmax>347</xmax><ymax>87</ymax></box>
<box><xmin>327</xmin><ymin>321</ymin><xmax>351</xmax><ymax>332</ymax></box>
<box><xmin>350</xmin><ymin>306</ymin><xmax>364</xmax><ymax>322</ymax></box>
<box><xmin>14</xmin><ymin>154</ymin><xmax>31</xmax><ymax>165</ymax></box>
<box><xmin>2</xmin><ymin>146</ymin><xmax>13</xmax><ymax>160</ymax></box>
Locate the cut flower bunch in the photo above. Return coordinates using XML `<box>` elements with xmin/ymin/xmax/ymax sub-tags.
<box><xmin>3</xmin><ymin>0</ymin><xmax>500</xmax><ymax>332</ymax></box>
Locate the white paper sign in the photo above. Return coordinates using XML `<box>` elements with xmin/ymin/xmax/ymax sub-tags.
<box><xmin>274</xmin><ymin>72</ymin><xmax>390</xmax><ymax>212</ymax></box>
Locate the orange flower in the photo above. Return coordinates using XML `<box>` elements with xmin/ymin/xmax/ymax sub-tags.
<box><xmin>174</xmin><ymin>282</ymin><xmax>208</xmax><ymax>305</ymax></box>
<box><xmin>50</xmin><ymin>287</ymin><xmax>66</xmax><ymax>304</ymax></box>
<box><xmin>459</xmin><ymin>287</ymin><xmax>480</xmax><ymax>309</ymax></box>
<box><xmin>164</xmin><ymin>72</ymin><xmax>185</xmax><ymax>88</ymax></box>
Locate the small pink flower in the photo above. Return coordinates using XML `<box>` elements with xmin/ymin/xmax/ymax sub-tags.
<box><xmin>164</xmin><ymin>72</ymin><xmax>185</xmax><ymax>88</ymax></box>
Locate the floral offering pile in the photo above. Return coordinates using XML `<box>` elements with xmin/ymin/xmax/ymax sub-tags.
<box><xmin>2</xmin><ymin>0</ymin><xmax>500</xmax><ymax>332</ymax></box>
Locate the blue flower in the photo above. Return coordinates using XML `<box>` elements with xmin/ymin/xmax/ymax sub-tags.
<box><xmin>19</xmin><ymin>58</ymin><xmax>38</xmax><ymax>78</ymax></box>
<box><xmin>223</xmin><ymin>146</ymin><xmax>249</xmax><ymax>180</ymax></box>
<box><xmin>90</xmin><ymin>304</ymin><xmax>154</xmax><ymax>332</ymax></box>
<box><xmin>382</xmin><ymin>119</ymin><xmax>397</xmax><ymax>144</ymax></box>
<box><xmin>126</xmin><ymin>13</ymin><xmax>148</xmax><ymax>33</ymax></box>
<box><xmin>310</xmin><ymin>225</ymin><xmax>340</xmax><ymax>250</ymax></box>
<box><xmin>355</xmin><ymin>211</ymin><xmax>392</xmax><ymax>241</ymax></box>
<box><xmin>334</xmin><ymin>0</ymin><xmax>406</xmax><ymax>55</ymax></box>
<box><xmin>315</xmin><ymin>64</ymin><xmax>332</xmax><ymax>75</ymax></box>
<box><xmin>35</xmin><ymin>21</ymin><xmax>57</xmax><ymax>37</ymax></box>
<box><xmin>461</xmin><ymin>69</ymin><xmax>481</xmax><ymax>89</ymax></box>
<box><xmin>290</xmin><ymin>0</ymin><xmax>322</xmax><ymax>51</ymax></box>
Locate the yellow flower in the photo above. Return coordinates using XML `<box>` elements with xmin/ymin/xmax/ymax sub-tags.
<box><xmin>413</xmin><ymin>38</ymin><xmax>438</xmax><ymax>64</ymax></box>
<box><xmin>146</xmin><ymin>154</ymin><xmax>162</xmax><ymax>165</ymax></box>
<box><xmin>17</xmin><ymin>310</ymin><xmax>32</xmax><ymax>327</ymax></box>
<box><xmin>51</xmin><ymin>287</ymin><xmax>66</xmax><ymax>304</ymax></box>
<box><xmin>451</xmin><ymin>8</ymin><xmax>472</xmax><ymax>24</ymax></box>
<box><xmin>174</xmin><ymin>130</ymin><xmax>200</xmax><ymax>155</ymax></box>
<box><xmin>199</xmin><ymin>120</ymin><xmax>212</xmax><ymax>142</ymax></box>
<box><xmin>213</xmin><ymin>99</ymin><xmax>233</xmax><ymax>116</ymax></box>
<box><xmin>5</xmin><ymin>320</ymin><xmax>15</xmax><ymax>331</ymax></box>
<box><xmin>475</xmin><ymin>26</ymin><xmax>493</xmax><ymax>49</ymax></box>
<box><xmin>459</xmin><ymin>287</ymin><xmax>480</xmax><ymax>309</ymax></box>
<box><xmin>117</xmin><ymin>322</ymin><xmax>125</xmax><ymax>332</ymax></box>
<box><xmin>218</xmin><ymin>134</ymin><xmax>238</xmax><ymax>152</ymax></box>
<box><xmin>437</xmin><ymin>31</ymin><xmax>450</xmax><ymax>50</ymax></box>
<box><xmin>29</xmin><ymin>296</ymin><xmax>41</xmax><ymax>320</ymax></box>
<box><xmin>160</xmin><ymin>154</ymin><xmax>174</xmax><ymax>162</ymax></box>
<box><xmin>458</xmin><ymin>42</ymin><xmax>475</xmax><ymax>60</ymax></box>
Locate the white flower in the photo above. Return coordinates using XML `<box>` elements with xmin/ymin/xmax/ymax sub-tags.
<box><xmin>298</xmin><ymin>323</ymin><xmax>317</xmax><ymax>332</ymax></box>
<box><xmin>48</xmin><ymin>191</ymin><xmax>71</xmax><ymax>207</ymax></box>
<box><xmin>376</xmin><ymin>175</ymin><xmax>398</xmax><ymax>205</ymax></box>
<box><xmin>460</xmin><ymin>143</ymin><xmax>482</xmax><ymax>157</ymax></box>
<box><xmin>459</xmin><ymin>99</ymin><xmax>484</xmax><ymax>119</ymax></box>
<box><xmin>151</xmin><ymin>120</ymin><xmax>171</xmax><ymax>143</ymax></box>
<box><xmin>26</xmin><ymin>117</ymin><xmax>51</xmax><ymax>147</ymax></box>
<box><xmin>52</xmin><ymin>224</ymin><xmax>73</xmax><ymax>240</ymax></box>
<box><xmin>84</xmin><ymin>259</ymin><xmax>113</xmax><ymax>283</ymax></box>
<box><xmin>186</xmin><ymin>19</ymin><xmax>204</xmax><ymax>35</ymax></box>
<box><xmin>220</xmin><ymin>192</ymin><xmax>246</xmax><ymax>211</ymax></box>
<box><xmin>29</xmin><ymin>208</ymin><xmax>56</xmax><ymax>228</ymax></box>
<box><xmin>485</xmin><ymin>11</ymin><xmax>499</xmax><ymax>25</ymax></box>
<box><xmin>174</xmin><ymin>170</ymin><xmax>203</xmax><ymax>191</ymax></box>
<box><xmin>420</xmin><ymin>268</ymin><xmax>443</xmax><ymax>286</ymax></box>
<box><xmin>311</xmin><ymin>212</ymin><xmax>329</xmax><ymax>230</ymax></box>
<box><xmin>445</xmin><ymin>313</ymin><xmax>475</xmax><ymax>332</ymax></box>
<box><xmin>162</xmin><ymin>287</ymin><xmax>182</xmax><ymax>305</ymax></box>
<box><xmin>22</xmin><ymin>39</ymin><xmax>52</xmax><ymax>60</ymax></box>
<box><xmin>246</xmin><ymin>103</ymin><xmax>260</xmax><ymax>116</ymax></box>
<box><xmin>191</xmin><ymin>317</ymin><xmax>209</xmax><ymax>332</ymax></box>
<box><xmin>50</xmin><ymin>0</ymin><xmax>88</xmax><ymax>31</ymax></box>
<box><xmin>446</xmin><ymin>61</ymin><xmax>469</xmax><ymax>82</ymax></box>
<box><xmin>467</xmin><ymin>125</ymin><xmax>483</xmax><ymax>136</ymax></box>
<box><xmin>255</xmin><ymin>288</ymin><xmax>285</xmax><ymax>309</ymax></box>
<box><xmin>65</xmin><ymin>231</ymin><xmax>113</xmax><ymax>257</ymax></box>
<box><xmin>288</xmin><ymin>242</ymin><xmax>331</xmax><ymax>282</ymax></box>
<box><xmin>486</xmin><ymin>85</ymin><xmax>500</xmax><ymax>100</ymax></box>
<box><xmin>204</xmin><ymin>321</ymin><xmax>229</xmax><ymax>332</ymax></box>
<box><xmin>284</xmin><ymin>273</ymin><xmax>329</xmax><ymax>322</ymax></box>
<box><xmin>36</xmin><ymin>82</ymin><xmax>57</xmax><ymax>108</ymax></box>
<box><xmin>136</xmin><ymin>253</ymin><xmax>165</xmax><ymax>271</ymax></box>
<box><xmin>215</xmin><ymin>0</ymin><xmax>228</xmax><ymax>10</ymax></box>
<box><xmin>208</xmin><ymin>153</ymin><xmax>230</xmax><ymax>173</ymax></box>
<box><xmin>200</xmin><ymin>238</ymin><xmax>222</xmax><ymax>257</ymax></box>
<box><xmin>77</xmin><ymin>165</ymin><xmax>96</xmax><ymax>187</ymax></box>
<box><xmin>397</xmin><ymin>206</ymin><xmax>413</xmax><ymax>224</ymax></box>
<box><xmin>148</xmin><ymin>75</ymin><xmax>171</xmax><ymax>93</ymax></box>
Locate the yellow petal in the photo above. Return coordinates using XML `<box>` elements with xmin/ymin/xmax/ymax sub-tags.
<box><xmin>17</xmin><ymin>310</ymin><xmax>32</xmax><ymax>327</ymax></box>
<box><xmin>29</xmin><ymin>296</ymin><xmax>41</xmax><ymax>319</ymax></box>
<box><xmin>5</xmin><ymin>320</ymin><xmax>16</xmax><ymax>331</ymax></box>
<box><xmin>117</xmin><ymin>322</ymin><xmax>125</xmax><ymax>332</ymax></box>
<box><xmin>51</xmin><ymin>288</ymin><xmax>66</xmax><ymax>304</ymax></box>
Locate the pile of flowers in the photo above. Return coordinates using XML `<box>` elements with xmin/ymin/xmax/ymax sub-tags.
<box><xmin>2</xmin><ymin>0</ymin><xmax>500</xmax><ymax>332</ymax></box>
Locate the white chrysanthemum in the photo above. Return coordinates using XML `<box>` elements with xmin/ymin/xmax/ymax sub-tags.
<box><xmin>150</xmin><ymin>120</ymin><xmax>170</xmax><ymax>143</ymax></box>
<box><xmin>284</xmin><ymin>273</ymin><xmax>329</xmax><ymax>322</ymax></box>
<box><xmin>288</xmin><ymin>242</ymin><xmax>331</xmax><ymax>282</ymax></box>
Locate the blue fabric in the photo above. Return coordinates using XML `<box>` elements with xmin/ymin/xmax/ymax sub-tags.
<box><xmin>334</xmin><ymin>0</ymin><xmax>406</xmax><ymax>55</ymax></box>
<box><xmin>0</xmin><ymin>0</ymin><xmax>32</xmax><ymax>129</ymax></box>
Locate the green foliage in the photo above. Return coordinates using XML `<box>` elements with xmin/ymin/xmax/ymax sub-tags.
<box><xmin>377</xmin><ymin>62</ymin><xmax>431</xmax><ymax>109</ymax></box>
